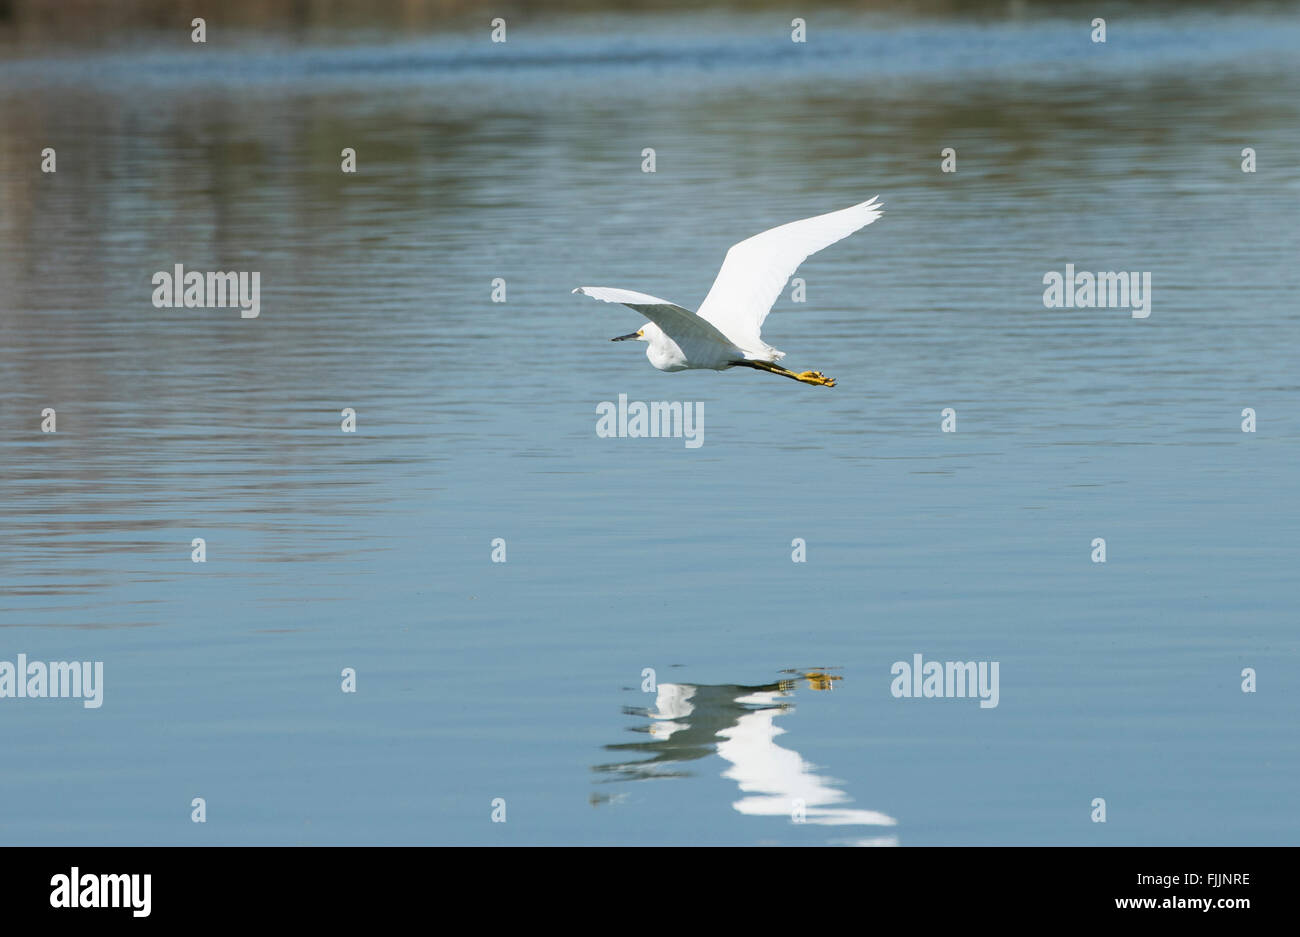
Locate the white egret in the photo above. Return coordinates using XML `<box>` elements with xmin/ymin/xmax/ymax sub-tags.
<box><xmin>574</xmin><ymin>196</ymin><xmax>883</xmax><ymax>387</ymax></box>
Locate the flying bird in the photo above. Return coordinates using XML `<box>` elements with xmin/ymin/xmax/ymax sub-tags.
<box><xmin>574</xmin><ymin>197</ymin><xmax>883</xmax><ymax>387</ymax></box>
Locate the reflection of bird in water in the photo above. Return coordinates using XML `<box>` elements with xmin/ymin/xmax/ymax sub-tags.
<box><xmin>594</xmin><ymin>671</ymin><xmax>897</xmax><ymax>835</ymax></box>
<box><xmin>795</xmin><ymin>670</ymin><xmax>841</xmax><ymax>692</ymax></box>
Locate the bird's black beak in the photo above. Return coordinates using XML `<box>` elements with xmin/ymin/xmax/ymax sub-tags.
<box><xmin>611</xmin><ymin>331</ymin><xmax>640</xmax><ymax>342</ymax></box>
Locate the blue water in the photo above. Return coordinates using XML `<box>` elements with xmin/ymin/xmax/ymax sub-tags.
<box><xmin>1</xmin><ymin>7</ymin><xmax>1297</xmax><ymax>845</ymax></box>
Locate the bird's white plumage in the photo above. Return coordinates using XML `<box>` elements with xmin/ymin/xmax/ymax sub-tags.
<box><xmin>695</xmin><ymin>196</ymin><xmax>883</xmax><ymax>358</ymax></box>
<box><xmin>574</xmin><ymin>196</ymin><xmax>883</xmax><ymax>376</ymax></box>
<box><xmin>570</xmin><ymin>286</ymin><xmax>735</xmax><ymax>350</ymax></box>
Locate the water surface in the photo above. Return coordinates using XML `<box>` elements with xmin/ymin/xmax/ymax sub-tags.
<box><xmin>1</xmin><ymin>6</ymin><xmax>1298</xmax><ymax>845</ymax></box>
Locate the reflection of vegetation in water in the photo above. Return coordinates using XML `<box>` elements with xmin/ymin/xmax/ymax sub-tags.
<box><xmin>0</xmin><ymin>0</ymin><xmax>1056</xmax><ymax>42</ymax></box>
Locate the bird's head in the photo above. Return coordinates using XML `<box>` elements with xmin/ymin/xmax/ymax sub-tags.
<box><xmin>610</xmin><ymin>323</ymin><xmax>653</xmax><ymax>343</ymax></box>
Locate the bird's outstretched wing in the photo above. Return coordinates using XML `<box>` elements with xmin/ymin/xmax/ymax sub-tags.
<box><xmin>572</xmin><ymin>286</ymin><xmax>737</xmax><ymax>350</ymax></box>
<box><xmin>695</xmin><ymin>197</ymin><xmax>883</xmax><ymax>357</ymax></box>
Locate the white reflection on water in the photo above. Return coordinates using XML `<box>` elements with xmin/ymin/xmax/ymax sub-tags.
<box><xmin>597</xmin><ymin>674</ymin><xmax>898</xmax><ymax>842</ymax></box>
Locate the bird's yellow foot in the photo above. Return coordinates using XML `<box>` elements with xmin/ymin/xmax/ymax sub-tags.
<box><xmin>797</xmin><ymin>371</ymin><xmax>836</xmax><ymax>387</ymax></box>
<box><xmin>802</xmin><ymin>671</ymin><xmax>842</xmax><ymax>691</ymax></box>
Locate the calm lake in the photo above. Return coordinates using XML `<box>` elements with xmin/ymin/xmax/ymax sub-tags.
<box><xmin>1</xmin><ymin>5</ymin><xmax>1298</xmax><ymax>845</ymax></box>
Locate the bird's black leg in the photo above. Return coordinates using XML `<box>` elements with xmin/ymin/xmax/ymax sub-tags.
<box><xmin>731</xmin><ymin>360</ymin><xmax>836</xmax><ymax>387</ymax></box>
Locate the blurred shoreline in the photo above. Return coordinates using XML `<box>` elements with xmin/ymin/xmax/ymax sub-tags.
<box><xmin>3</xmin><ymin>0</ymin><xmax>1295</xmax><ymax>49</ymax></box>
